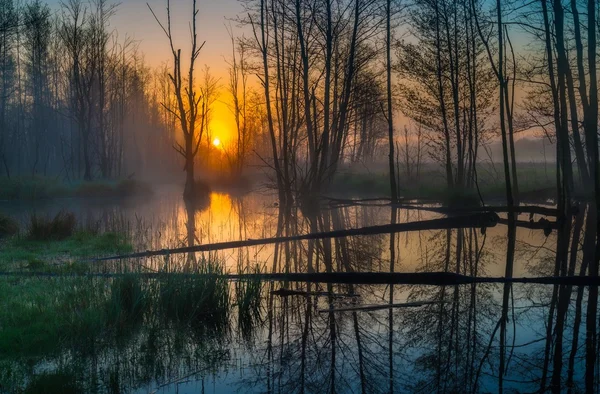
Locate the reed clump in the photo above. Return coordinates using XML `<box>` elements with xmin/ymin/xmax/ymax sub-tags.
<box><xmin>27</xmin><ymin>211</ymin><xmax>76</xmax><ymax>241</ymax></box>
<box><xmin>157</xmin><ymin>259</ymin><xmax>230</xmax><ymax>328</ymax></box>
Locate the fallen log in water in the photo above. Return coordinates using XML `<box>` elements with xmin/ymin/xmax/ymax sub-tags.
<box><xmin>318</xmin><ymin>300</ymin><xmax>442</xmax><ymax>313</ymax></box>
<box><xmin>323</xmin><ymin>197</ymin><xmax>563</xmax><ymax>217</ymax></box>
<box><xmin>3</xmin><ymin>271</ymin><xmax>600</xmax><ymax>286</ymax></box>
<box><xmin>92</xmin><ymin>212</ymin><xmax>500</xmax><ymax>262</ymax></box>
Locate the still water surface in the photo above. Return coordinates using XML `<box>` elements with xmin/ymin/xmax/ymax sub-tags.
<box><xmin>0</xmin><ymin>188</ymin><xmax>589</xmax><ymax>393</ymax></box>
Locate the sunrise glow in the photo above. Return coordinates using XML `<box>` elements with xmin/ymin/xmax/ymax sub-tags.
<box><xmin>212</xmin><ymin>138</ymin><xmax>221</xmax><ymax>147</ymax></box>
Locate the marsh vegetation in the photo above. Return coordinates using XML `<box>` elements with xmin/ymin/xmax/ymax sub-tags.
<box><xmin>0</xmin><ymin>0</ymin><xmax>599</xmax><ymax>391</ymax></box>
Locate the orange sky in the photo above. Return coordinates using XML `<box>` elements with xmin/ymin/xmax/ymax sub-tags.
<box><xmin>46</xmin><ymin>0</ymin><xmax>538</xmax><ymax>146</ymax></box>
<box><xmin>110</xmin><ymin>0</ymin><xmax>247</xmax><ymax>146</ymax></box>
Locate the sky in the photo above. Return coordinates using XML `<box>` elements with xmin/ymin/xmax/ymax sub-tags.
<box><xmin>49</xmin><ymin>0</ymin><xmax>250</xmax><ymax>146</ymax></box>
<box><xmin>44</xmin><ymin>0</ymin><xmax>542</xmax><ymax>150</ymax></box>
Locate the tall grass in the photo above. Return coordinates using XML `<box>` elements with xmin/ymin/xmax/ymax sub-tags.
<box><xmin>157</xmin><ymin>258</ymin><xmax>230</xmax><ymax>329</ymax></box>
<box><xmin>235</xmin><ymin>265</ymin><xmax>263</xmax><ymax>339</ymax></box>
<box><xmin>107</xmin><ymin>274</ymin><xmax>148</xmax><ymax>329</ymax></box>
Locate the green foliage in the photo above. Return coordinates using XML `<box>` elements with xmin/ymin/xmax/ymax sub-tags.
<box><xmin>0</xmin><ymin>176</ymin><xmax>69</xmax><ymax>200</ymax></box>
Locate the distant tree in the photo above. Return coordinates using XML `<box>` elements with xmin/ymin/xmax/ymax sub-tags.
<box><xmin>23</xmin><ymin>0</ymin><xmax>52</xmax><ymax>175</ymax></box>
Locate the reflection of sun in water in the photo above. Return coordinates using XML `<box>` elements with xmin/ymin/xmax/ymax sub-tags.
<box><xmin>212</xmin><ymin>138</ymin><xmax>221</xmax><ymax>147</ymax></box>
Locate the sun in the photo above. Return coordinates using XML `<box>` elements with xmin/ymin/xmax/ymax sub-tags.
<box><xmin>212</xmin><ymin>137</ymin><xmax>221</xmax><ymax>147</ymax></box>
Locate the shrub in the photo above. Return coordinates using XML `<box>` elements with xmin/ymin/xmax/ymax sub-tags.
<box><xmin>0</xmin><ymin>214</ymin><xmax>18</xmax><ymax>238</ymax></box>
<box><xmin>28</xmin><ymin>211</ymin><xmax>76</xmax><ymax>241</ymax></box>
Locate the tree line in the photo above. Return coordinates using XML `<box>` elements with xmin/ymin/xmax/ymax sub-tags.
<box><xmin>0</xmin><ymin>0</ymin><xmax>183</xmax><ymax>181</ymax></box>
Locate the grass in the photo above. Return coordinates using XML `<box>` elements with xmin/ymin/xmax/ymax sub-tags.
<box><xmin>0</xmin><ymin>230</ymin><xmax>133</xmax><ymax>271</ymax></box>
<box><xmin>235</xmin><ymin>266</ymin><xmax>263</xmax><ymax>338</ymax></box>
<box><xmin>0</xmin><ymin>176</ymin><xmax>152</xmax><ymax>201</ymax></box>
<box><xmin>328</xmin><ymin>162</ymin><xmax>558</xmax><ymax>204</ymax></box>
<box><xmin>0</xmin><ymin>244</ymin><xmax>261</xmax><ymax>392</ymax></box>
<box><xmin>0</xmin><ymin>259</ymin><xmax>237</xmax><ymax>359</ymax></box>
<box><xmin>157</xmin><ymin>258</ymin><xmax>230</xmax><ymax>328</ymax></box>
<box><xmin>0</xmin><ymin>276</ymin><xmax>108</xmax><ymax>356</ymax></box>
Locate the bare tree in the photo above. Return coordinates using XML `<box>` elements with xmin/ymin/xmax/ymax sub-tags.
<box><xmin>148</xmin><ymin>0</ymin><xmax>206</xmax><ymax>199</ymax></box>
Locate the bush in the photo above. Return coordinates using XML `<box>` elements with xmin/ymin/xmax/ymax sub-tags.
<box><xmin>28</xmin><ymin>211</ymin><xmax>76</xmax><ymax>241</ymax></box>
<box><xmin>0</xmin><ymin>214</ymin><xmax>18</xmax><ymax>238</ymax></box>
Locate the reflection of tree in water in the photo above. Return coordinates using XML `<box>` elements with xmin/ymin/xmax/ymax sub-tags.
<box><xmin>505</xmin><ymin>206</ymin><xmax>595</xmax><ymax>393</ymax></box>
<box><xmin>399</xmin><ymin>228</ymin><xmax>498</xmax><ymax>393</ymax></box>
<box><xmin>234</xmin><ymin>282</ymin><xmax>398</xmax><ymax>394</ymax></box>
<box><xmin>294</xmin><ymin>204</ymin><xmax>386</xmax><ymax>274</ymax></box>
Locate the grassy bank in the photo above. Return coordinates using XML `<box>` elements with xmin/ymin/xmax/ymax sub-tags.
<box><xmin>329</xmin><ymin>163</ymin><xmax>558</xmax><ymax>203</ymax></box>
<box><xmin>0</xmin><ymin>231</ymin><xmax>132</xmax><ymax>271</ymax></box>
<box><xmin>0</xmin><ymin>177</ymin><xmax>152</xmax><ymax>201</ymax></box>
<box><xmin>0</xmin><ymin>210</ymin><xmax>132</xmax><ymax>271</ymax></box>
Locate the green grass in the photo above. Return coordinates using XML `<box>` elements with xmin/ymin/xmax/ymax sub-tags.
<box><xmin>0</xmin><ymin>256</ymin><xmax>260</xmax><ymax>392</ymax></box>
<box><xmin>0</xmin><ymin>263</ymin><xmax>233</xmax><ymax>358</ymax></box>
<box><xmin>235</xmin><ymin>266</ymin><xmax>263</xmax><ymax>339</ymax></box>
<box><xmin>0</xmin><ymin>176</ymin><xmax>152</xmax><ymax>201</ymax></box>
<box><xmin>0</xmin><ymin>277</ymin><xmax>109</xmax><ymax>357</ymax></box>
<box><xmin>0</xmin><ymin>230</ymin><xmax>132</xmax><ymax>271</ymax></box>
<box><xmin>157</xmin><ymin>259</ymin><xmax>230</xmax><ymax>328</ymax></box>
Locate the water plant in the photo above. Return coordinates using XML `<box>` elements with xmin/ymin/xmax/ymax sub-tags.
<box><xmin>157</xmin><ymin>258</ymin><xmax>230</xmax><ymax>330</ymax></box>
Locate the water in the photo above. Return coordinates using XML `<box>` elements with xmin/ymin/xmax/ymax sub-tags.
<box><xmin>0</xmin><ymin>187</ymin><xmax>593</xmax><ymax>393</ymax></box>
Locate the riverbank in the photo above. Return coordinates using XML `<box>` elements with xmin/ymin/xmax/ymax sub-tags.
<box><xmin>0</xmin><ymin>177</ymin><xmax>152</xmax><ymax>201</ymax></box>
